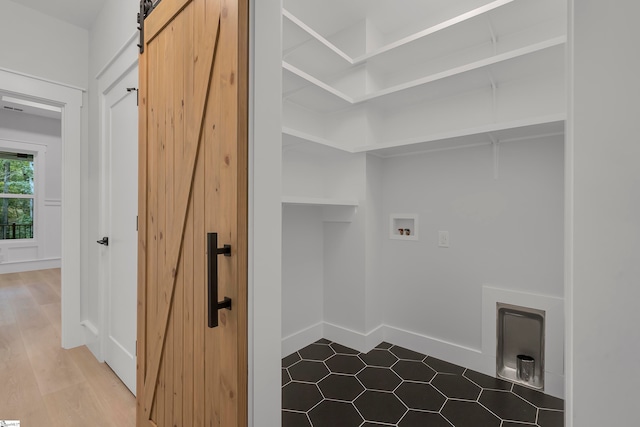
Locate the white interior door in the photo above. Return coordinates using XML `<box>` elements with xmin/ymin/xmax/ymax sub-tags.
<box><xmin>103</xmin><ymin>65</ymin><xmax>138</xmax><ymax>394</ymax></box>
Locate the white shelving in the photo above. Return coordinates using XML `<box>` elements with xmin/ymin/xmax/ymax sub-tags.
<box><xmin>283</xmin><ymin>0</ymin><xmax>565</xmax><ymax>95</ymax></box>
<box><xmin>283</xmin><ymin>9</ymin><xmax>352</xmax><ymax>64</ymax></box>
<box><xmin>360</xmin><ymin>37</ymin><xmax>565</xmax><ymax>103</ymax></box>
<box><xmin>284</xmin><ymin>36</ymin><xmax>564</xmax><ymax>111</ymax></box>
<box><xmin>353</xmin><ymin>114</ymin><xmax>565</xmax><ymax>157</ymax></box>
<box><xmin>282</xmin><ymin>114</ymin><xmax>565</xmax><ymax>158</ymax></box>
<box><xmin>283</xmin><ymin>0</ymin><xmax>564</xmax><ymax>66</ymax></box>
<box><xmin>281</xmin><ymin>0</ymin><xmax>566</xmax><ymax>206</ymax></box>
<box><xmin>282</xmin><ymin>196</ymin><xmax>359</xmax><ymax>207</ymax></box>
<box><xmin>282</xmin><ymin>127</ymin><xmax>351</xmax><ymax>153</ymax></box>
<box><xmin>282</xmin><ymin>196</ymin><xmax>359</xmax><ymax>223</ymax></box>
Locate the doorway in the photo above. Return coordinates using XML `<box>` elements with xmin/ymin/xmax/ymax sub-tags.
<box><xmin>0</xmin><ymin>67</ymin><xmax>84</xmax><ymax>349</ymax></box>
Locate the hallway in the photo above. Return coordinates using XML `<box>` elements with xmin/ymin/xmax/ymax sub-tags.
<box><xmin>0</xmin><ymin>269</ymin><xmax>135</xmax><ymax>426</ymax></box>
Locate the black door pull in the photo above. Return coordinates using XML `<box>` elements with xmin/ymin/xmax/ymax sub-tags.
<box><xmin>97</xmin><ymin>237</ymin><xmax>109</xmax><ymax>246</ymax></box>
<box><xmin>207</xmin><ymin>232</ymin><xmax>232</xmax><ymax>328</ymax></box>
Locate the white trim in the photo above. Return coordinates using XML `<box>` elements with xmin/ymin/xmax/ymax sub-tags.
<box><xmin>565</xmin><ymin>1</ymin><xmax>575</xmax><ymax>423</ymax></box>
<box><xmin>81</xmin><ymin>319</ymin><xmax>101</xmax><ymax>359</ymax></box>
<box><xmin>0</xmin><ymin>67</ymin><xmax>84</xmax><ymax>349</ymax></box>
<box><xmin>324</xmin><ymin>322</ymin><xmax>385</xmax><ymax>354</ymax></box>
<box><xmin>382</xmin><ymin>324</ymin><xmax>486</xmax><ymax>369</ymax></box>
<box><xmin>44</xmin><ymin>199</ymin><xmax>62</xmax><ymax>207</ymax></box>
<box><xmin>281</xmin><ymin>322</ymin><xmax>324</xmax><ymax>357</ymax></box>
<box><xmin>0</xmin><ymin>194</ymin><xmax>34</xmax><ymax>199</ymax></box>
<box><xmin>95</xmin><ymin>32</ymin><xmax>139</xmax><ymax>80</ymax></box>
<box><xmin>250</xmin><ymin>0</ymin><xmax>283</xmax><ymax>424</ymax></box>
<box><xmin>282</xmin><ymin>319</ymin><xmax>564</xmax><ymax>398</ymax></box>
<box><xmin>0</xmin><ymin>140</ymin><xmax>43</xmax><ymax>255</ymax></box>
<box><xmin>0</xmin><ymin>66</ymin><xmax>86</xmax><ymax>93</ymax></box>
<box><xmin>0</xmin><ymin>257</ymin><xmax>61</xmax><ymax>273</ymax></box>
<box><xmin>97</xmin><ymin>35</ymin><xmax>139</xmax><ymax>363</ymax></box>
<box><xmin>81</xmin><ymin>319</ymin><xmax>99</xmax><ymax>337</ymax></box>
<box><xmin>0</xmin><ymin>137</ymin><xmax>50</xmax><ymax>148</ymax></box>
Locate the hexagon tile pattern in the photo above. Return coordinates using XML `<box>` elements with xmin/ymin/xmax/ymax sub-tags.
<box><xmin>282</xmin><ymin>340</ymin><xmax>564</xmax><ymax>427</ymax></box>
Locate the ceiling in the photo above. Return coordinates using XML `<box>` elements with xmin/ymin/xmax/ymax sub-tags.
<box><xmin>7</xmin><ymin>0</ymin><xmax>105</xmax><ymax>29</ymax></box>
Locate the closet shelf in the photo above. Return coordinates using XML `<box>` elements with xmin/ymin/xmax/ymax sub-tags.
<box><xmin>283</xmin><ymin>9</ymin><xmax>352</xmax><ymax>64</ymax></box>
<box><xmin>282</xmin><ymin>114</ymin><xmax>565</xmax><ymax>158</ymax></box>
<box><xmin>283</xmin><ymin>0</ymin><xmax>561</xmax><ymax>66</ymax></box>
<box><xmin>282</xmin><ymin>196</ymin><xmax>359</xmax><ymax>207</ymax></box>
<box><xmin>282</xmin><ymin>127</ymin><xmax>352</xmax><ymax>153</ymax></box>
<box><xmin>353</xmin><ymin>115</ymin><xmax>566</xmax><ymax>157</ymax></box>
<box><xmin>283</xmin><ymin>36</ymin><xmax>565</xmax><ymax>112</ymax></box>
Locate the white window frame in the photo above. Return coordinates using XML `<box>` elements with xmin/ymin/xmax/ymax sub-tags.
<box><xmin>0</xmin><ymin>139</ymin><xmax>46</xmax><ymax>248</ymax></box>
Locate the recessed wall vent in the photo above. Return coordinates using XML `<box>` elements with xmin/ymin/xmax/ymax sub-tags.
<box><xmin>496</xmin><ymin>303</ymin><xmax>545</xmax><ymax>390</ymax></box>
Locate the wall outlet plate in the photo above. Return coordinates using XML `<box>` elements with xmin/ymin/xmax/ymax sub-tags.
<box><xmin>438</xmin><ymin>230</ymin><xmax>449</xmax><ymax>248</ymax></box>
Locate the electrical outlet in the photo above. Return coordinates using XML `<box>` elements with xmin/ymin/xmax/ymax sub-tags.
<box><xmin>438</xmin><ymin>231</ymin><xmax>449</xmax><ymax>248</ymax></box>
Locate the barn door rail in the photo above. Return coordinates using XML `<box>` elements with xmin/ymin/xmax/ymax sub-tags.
<box><xmin>137</xmin><ymin>0</ymin><xmax>161</xmax><ymax>53</ymax></box>
<box><xmin>207</xmin><ymin>232</ymin><xmax>232</xmax><ymax>328</ymax></box>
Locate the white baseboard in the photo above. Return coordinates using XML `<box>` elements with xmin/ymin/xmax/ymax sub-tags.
<box><xmin>282</xmin><ymin>321</ymin><xmax>565</xmax><ymax>399</ymax></box>
<box><xmin>81</xmin><ymin>320</ymin><xmax>102</xmax><ymax>361</ymax></box>
<box><xmin>382</xmin><ymin>325</ymin><xmax>486</xmax><ymax>372</ymax></box>
<box><xmin>324</xmin><ymin>322</ymin><xmax>384</xmax><ymax>354</ymax></box>
<box><xmin>0</xmin><ymin>257</ymin><xmax>61</xmax><ymax>274</ymax></box>
<box><xmin>282</xmin><ymin>322</ymin><xmax>323</xmax><ymax>357</ymax></box>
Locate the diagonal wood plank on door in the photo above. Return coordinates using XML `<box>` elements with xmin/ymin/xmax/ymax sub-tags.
<box><xmin>142</xmin><ymin>6</ymin><xmax>222</xmax><ymax>417</ymax></box>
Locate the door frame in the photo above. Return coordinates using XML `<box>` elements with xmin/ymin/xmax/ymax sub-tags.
<box><xmin>0</xmin><ymin>66</ymin><xmax>84</xmax><ymax>349</ymax></box>
<box><xmin>248</xmin><ymin>0</ymin><xmax>283</xmax><ymax>424</ymax></box>
<box><xmin>97</xmin><ymin>35</ymin><xmax>139</xmax><ymax>362</ymax></box>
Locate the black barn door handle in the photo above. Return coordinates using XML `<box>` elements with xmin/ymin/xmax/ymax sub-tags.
<box><xmin>97</xmin><ymin>237</ymin><xmax>109</xmax><ymax>246</ymax></box>
<box><xmin>207</xmin><ymin>232</ymin><xmax>232</xmax><ymax>328</ymax></box>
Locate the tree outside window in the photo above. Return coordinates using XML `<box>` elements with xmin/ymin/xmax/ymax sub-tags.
<box><xmin>0</xmin><ymin>151</ymin><xmax>34</xmax><ymax>240</ymax></box>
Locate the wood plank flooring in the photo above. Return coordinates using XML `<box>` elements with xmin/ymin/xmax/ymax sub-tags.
<box><xmin>0</xmin><ymin>269</ymin><xmax>136</xmax><ymax>426</ymax></box>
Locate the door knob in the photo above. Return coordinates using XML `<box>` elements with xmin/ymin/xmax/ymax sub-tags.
<box><xmin>97</xmin><ymin>237</ymin><xmax>109</xmax><ymax>246</ymax></box>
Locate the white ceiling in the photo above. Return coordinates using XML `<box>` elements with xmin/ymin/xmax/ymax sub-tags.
<box><xmin>7</xmin><ymin>0</ymin><xmax>105</xmax><ymax>29</ymax></box>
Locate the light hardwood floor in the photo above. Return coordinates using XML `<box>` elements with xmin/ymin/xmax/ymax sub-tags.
<box><xmin>0</xmin><ymin>269</ymin><xmax>136</xmax><ymax>427</ymax></box>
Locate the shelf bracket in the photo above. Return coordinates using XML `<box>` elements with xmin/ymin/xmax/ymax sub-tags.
<box><xmin>487</xmin><ymin>71</ymin><xmax>497</xmax><ymax>122</ymax></box>
<box><xmin>487</xmin><ymin>17</ymin><xmax>497</xmax><ymax>56</ymax></box>
<box><xmin>489</xmin><ymin>133</ymin><xmax>500</xmax><ymax>180</ymax></box>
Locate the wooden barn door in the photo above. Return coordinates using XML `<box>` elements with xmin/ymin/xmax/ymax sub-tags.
<box><xmin>136</xmin><ymin>0</ymin><xmax>248</xmax><ymax>426</ymax></box>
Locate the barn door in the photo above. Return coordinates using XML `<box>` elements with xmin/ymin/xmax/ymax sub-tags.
<box><xmin>136</xmin><ymin>0</ymin><xmax>248</xmax><ymax>426</ymax></box>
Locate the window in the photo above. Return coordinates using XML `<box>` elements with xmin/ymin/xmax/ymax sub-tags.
<box><xmin>0</xmin><ymin>151</ymin><xmax>34</xmax><ymax>239</ymax></box>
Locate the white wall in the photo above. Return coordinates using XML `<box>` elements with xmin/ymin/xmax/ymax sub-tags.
<box><xmin>380</xmin><ymin>137</ymin><xmax>564</xmax><ymax>349</ymax></box>
<box><xmin>0</xmin><ymin>0</ymin><xmax>88</xmax><ymax>89</ymax></box>
<box><xmin>282</xmin><ymin>206</ymin><xmax>324</xmax><ymax>340</ymax></box>
<box><xmin>364</xmin><ymin>154</ymin><xmax>384</xmax><ymax>332</ymax></box>
<box><xmin>568</xmin><ymin>0</ymin><xmax>640</xmax><ymax>424</ymax></box>
<box><xmin>0</xmin><ymin>0</ymin><xmax>88</xmax><ymax>267</ymax></box>
<box><xmin>0</xmin><ymin>110</ymin><xmax>62</xmax><ymax>269</ymax></box>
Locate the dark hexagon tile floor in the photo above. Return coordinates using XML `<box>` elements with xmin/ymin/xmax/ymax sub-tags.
<box><xmin>282</xmin><ymin>340</ymin><xmax>565</xmax><ymax>427</ymax></box>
